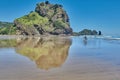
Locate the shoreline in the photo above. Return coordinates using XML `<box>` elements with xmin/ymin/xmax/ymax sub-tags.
<box><xmin>1</xmin><ymin>35</ymin><xmax>120</xmax><ymax>40</ymax></box>
<box><xmin>0</xmin><ymin>35</ymin><xmax>72</xmax><ymax>39</ymax></box>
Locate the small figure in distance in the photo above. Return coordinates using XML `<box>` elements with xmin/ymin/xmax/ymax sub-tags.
<box><xmin>84</xmin><ymin>35</ymin><xmax>87</xmax><ymax>40</ymax></box>
<box><xmin>83</xmin><ymin>35</ymin><xmax>87</xmax><ymax>46</ymax></box>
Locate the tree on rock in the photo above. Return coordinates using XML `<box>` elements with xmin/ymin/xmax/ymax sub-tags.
<box><xmin>45</xmin><ymin>1</ymin><xmax>50</xmax><ymax>4</ymax></box>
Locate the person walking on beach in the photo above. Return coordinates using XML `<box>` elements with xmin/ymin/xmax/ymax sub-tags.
<box><xmin>84</xmin><ymin>35</ymin><xmax>87</xmax><ymax>40</ymax></box>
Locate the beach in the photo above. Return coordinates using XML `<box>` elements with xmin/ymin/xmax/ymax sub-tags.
<box><xmin>0</xmin><ymin>36</ymin><xmax>120</xmax><ymax>80</ymax></box>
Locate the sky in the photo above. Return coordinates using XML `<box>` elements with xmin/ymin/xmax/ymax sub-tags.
<box><xmin>0</xmin><ymin>0</ymin><xmax>120</xmax><ymax>35</ymax></box>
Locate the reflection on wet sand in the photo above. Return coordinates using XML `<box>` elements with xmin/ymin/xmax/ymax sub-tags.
<box><xmin>0</xmin><ymin>39</ymin><xmax>16</xmax><ymax>47</ymax></box>
<box><xmin>83</xmin><ymin>39</ymin><xmax>87</xmax><ymax>46</ymax></box>
<box><xmin>0</xmin><ymin>37</ymin><xmax>72</xmax><ymax>70</ymax></box>
<box><xmin>15</xmin><ymin>37</ymin><xmax>72</xmax><ymax>70</ymax></box>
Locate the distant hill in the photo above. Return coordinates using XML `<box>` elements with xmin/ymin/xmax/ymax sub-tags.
<box><xmin>72</xmin><ymin>29</ymin><xmax>102</xmax><ymax>36</ymax></box>
<box><xmin>0</xmin><ymin>21</ymin><xmax>13</xmax><ymax>27</ymax></box>
<box><xmin>0</xmin><ymin>21</ymin><xmax>16</xmax><ymax>35</ymax></box>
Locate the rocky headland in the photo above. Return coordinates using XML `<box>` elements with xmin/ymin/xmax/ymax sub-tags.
<box><xmin>14</xmin><ymin>1</ymin><xmax>73</xmax><ymax>36</ymax></box>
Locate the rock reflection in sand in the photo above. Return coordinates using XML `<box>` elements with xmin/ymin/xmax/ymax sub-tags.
<box><xmin>15</xmin><ymin>37</ymin><xmax>72</xmax><ymax>70</ymax></box>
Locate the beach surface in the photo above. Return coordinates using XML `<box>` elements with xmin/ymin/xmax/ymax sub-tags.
<box><xmin>0</xmin><ymin>36</ymin><xmax>120</xmax><ymax>80</ymax></box>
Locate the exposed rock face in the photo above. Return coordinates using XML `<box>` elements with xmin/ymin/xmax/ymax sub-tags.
<box><xmin>14</xmin><ymin>1</ymin><xmax>73</xmax><ymax>35</ymax></box>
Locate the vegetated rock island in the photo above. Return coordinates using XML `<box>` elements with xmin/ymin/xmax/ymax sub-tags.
<box><xmin>14</xmin><ymin>1</ymin><xmax>73</xmax><ymax>36</ymax></box>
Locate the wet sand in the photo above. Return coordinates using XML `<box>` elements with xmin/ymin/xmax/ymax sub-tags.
<box><xmin>0</xmin><ymin>37</ymin><xmax>120</xmax><ymax>80</ymax></box>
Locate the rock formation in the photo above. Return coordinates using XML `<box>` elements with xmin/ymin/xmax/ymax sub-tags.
<box><xmin>14</xmin><ymin>1</ymin><xmax>73</xmax><ymax>35</ymax></box>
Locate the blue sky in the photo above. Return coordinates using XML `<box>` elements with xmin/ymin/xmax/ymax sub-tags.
<box><xmin>0</xmin><ymin>0</ymin><xmax>120</xmax><ymax>35</ymax></box>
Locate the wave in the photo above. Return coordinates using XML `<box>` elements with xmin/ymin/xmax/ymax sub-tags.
<box><xmin>75</xmin><ymin>35</ymin><xmax>120</xmax><ymax>40</ymax></box>
<box><xmin>101</xmin><ymin>35</ymin><xmax>120</xmax><ymax>40</ymax></box>
<box><xmin>105</xmin><ymin>37</ymin><xmax>120</xmax><ymax>40</ymax></box>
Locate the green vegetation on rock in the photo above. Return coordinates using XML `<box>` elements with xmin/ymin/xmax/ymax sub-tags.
<box><xmin>53</xmin><ymin>20</ymin><xmax>68</xmax><ymax>29</ymax></box>
<box><xmin>15</xmin><ymin>12</ymin><xmax>49</xmax><ymax>27</ymax></box>
<box><xmin>0</xmin><ymin>21</ymin><xmax>16</xmax><ymax>35</ymax></box>
<box><xmin>0</xmin><ymin>26</ymin><xmax>16</xmax><ymax>35</ymax></box>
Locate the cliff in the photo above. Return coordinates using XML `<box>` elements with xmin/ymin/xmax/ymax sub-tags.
<box><xmin>14</xmin><ymin>1</ymin><xmax>73</xmax><ymax>36</ymax></box>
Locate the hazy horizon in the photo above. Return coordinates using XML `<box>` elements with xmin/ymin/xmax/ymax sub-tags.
<box><xmin>0</xmin><ymin>0</ymin><xmax>120</xmax><ymax>35</ymax></box>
